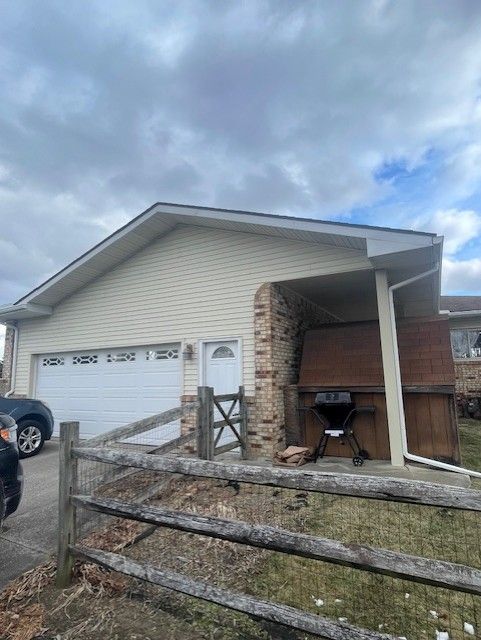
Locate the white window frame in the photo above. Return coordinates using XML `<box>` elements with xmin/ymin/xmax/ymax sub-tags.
<box><xmin>450</xmin><ymin>327</ymin><xmax>481</xmax><ymax>361</ymax></box>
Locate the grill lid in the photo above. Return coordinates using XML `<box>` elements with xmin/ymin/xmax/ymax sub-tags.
<box><xmin>315</xmin><ymin>391</ymin><xmax>352</xmax><ymax>405</ymax></box>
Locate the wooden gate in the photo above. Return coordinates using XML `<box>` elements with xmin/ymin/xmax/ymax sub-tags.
<box><xmin>197</xmin><ymin>386</ymin><xmax>248</xmax><ymax>460</ymax></box>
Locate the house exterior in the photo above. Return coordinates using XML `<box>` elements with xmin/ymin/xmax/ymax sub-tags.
<box><xmin>0</xmin><ymin>202</ymin><xmax>447</xmax><ymax>464</ymax></box>
<box><xmin>441</xmin><ymin>296</ymin><xmax>481</xmax><ymax>415</ymax></box>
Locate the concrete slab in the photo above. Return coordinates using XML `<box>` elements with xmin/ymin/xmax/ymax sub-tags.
<box><xmin>219</xmin><ymin>454</ymin><xmax>472</xmax><ymax>488</ymax></box>
<box><xmin>0</xmin><ymin>439</ymin><xmax>59</xmax><ymax>590</ymax></box>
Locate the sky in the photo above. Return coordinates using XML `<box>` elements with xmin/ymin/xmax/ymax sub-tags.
<box><xmin>1</xmin><ymin>1</ymin><xmax>481</xmax><ymax>354</ymax></box>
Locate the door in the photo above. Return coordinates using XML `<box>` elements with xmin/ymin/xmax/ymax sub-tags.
<box><xmin>202</xmin><ymin>340</ymin><xmax>241</xmax><ymax>448</ymax></box>
<box><xmin>36</xmin><ymin>344</ymin><xmax>181</xmax><ymax>442</ymax></box>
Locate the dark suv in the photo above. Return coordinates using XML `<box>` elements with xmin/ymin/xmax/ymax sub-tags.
<box><xmin>0</xmin><ymin>413</ymin><xmax>23</xmax><ymax>525</ymax></box>
<box><xmin>0</xmin><ymin>397</ymin><xmax>54</xmax><ymax>458</ymax></box>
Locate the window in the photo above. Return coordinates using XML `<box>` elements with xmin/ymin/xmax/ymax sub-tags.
<box><xmin>73</xmin><ymin>354</ymin><xmax>98</xmax><ymax>365</ymax></box>
<box><xmin>42</xmin><ymin>356</ymin><xmax>64</xmax><ymax>367</ymax></box>
<box><xmin>211</xmin><ymin>346</ymin><xmax>235</xmax><ymax>359</ymax></box>
<box><xmin>451</xmin><ymin>329</ymin><xmax>481</xmax><ymax>359</ymax></box>
<box><xmin>146</xmin><ymin>349</ymin><xmax>178</xmax><ymax>360</ymax></box>
<box><xmin>107</xmin><ymin>352</ymin><xmax>136</xmax><ymax>363</ymax></box>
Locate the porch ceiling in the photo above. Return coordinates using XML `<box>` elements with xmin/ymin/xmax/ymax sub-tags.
<box><xmin>278</xmin><ymin>266</ymin><xmax>438</xmax><ymax>322</ymax></box>
<box><xmin>279</xmin><ymin>270</ymin><xmax>378</xmax><ymax>321</ymax></box>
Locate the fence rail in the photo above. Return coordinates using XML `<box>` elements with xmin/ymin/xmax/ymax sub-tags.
<box><xmin>57</xmin><ymin>418</ymin><xmax>481</xmax><ymax>639</ymax></box>
<box><xmin>84</xmin><ymin>402</ymin><xmax>200</xmax><ymax>448</ymax></box>
<box><xmin>71</xmin><ymin>446</ymin><xmax>481</xmax><ymax>511</ymax></box>
<box><xmin>71</xmin><ymin>544</ymin><xmax>391</xmax><ymax>640</ymax></box>
<box><xmin>72</xmin><ymin>493</ymin><xmax>481</xmax><ymax>596</ymax></box>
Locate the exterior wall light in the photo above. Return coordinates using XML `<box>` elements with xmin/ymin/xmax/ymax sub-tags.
<box><xmin>182</xmin><ymin>343</ymin><xmax>194</xmax><ymax>361</ymax></box>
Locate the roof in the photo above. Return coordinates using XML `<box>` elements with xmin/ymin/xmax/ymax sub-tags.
<box><xmin>0</xmin><ymin>202</ymin><xmax>442</xmax><ymax>321</ymax></box>
<box><xmin>440</xmin><ymin>296</ymin><xmax>481</xmax><ymax>313</ymax></box>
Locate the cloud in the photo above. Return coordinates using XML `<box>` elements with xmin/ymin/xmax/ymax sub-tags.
<box><xmin>442</xmin><ymin>144</ymin><xmax>481</xmax><ymax>201</ymax></box>
<box><xmin>1</xmin><ymin>1</ymin><xmax>481</xmax><ymax>302</ymax></box>
<box><xmin>443</xmin><ymin>257</ymin><xmax>481</xmax><ymax>293</ymax></box>
<box><xmin>413</xmin><ymin>208</ymin><xmax>481</xmax><ymax>255</ymax></box>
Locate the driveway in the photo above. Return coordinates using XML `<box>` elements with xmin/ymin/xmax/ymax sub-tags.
<box><xmin>0</xmin><ymin>439</ymin><xmax>59</xmax><ymax>589</ymax></box>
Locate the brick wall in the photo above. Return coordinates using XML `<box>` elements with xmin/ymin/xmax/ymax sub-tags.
<box><xmin>298</xmin><ymin>316</ymin><xmax>455</xmax><ymax>388</ymax></box>
<box><xmin>251</xmin><ymin>283</ymin><xmax>335</xmax><ymax>458</ymax></box>
<box><xmin>454</xmin><ymin>361</ymin><xmax>481</xmax><ymax>403</ymax></box>
<box><xmin>180</xmin><ymin>394</ymin><xmax>198</xmax><ymax>454</ymax></box>
<box><xmin>0</xmin><ymin>326</ymin><xmax>15</xmax><ymax>396</ymax></box>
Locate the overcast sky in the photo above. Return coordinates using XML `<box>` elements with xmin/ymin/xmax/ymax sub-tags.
<box><xmin>1</xmin><ymin>1</ymin><xmax>481</xmax><ymax>354</ymax></box>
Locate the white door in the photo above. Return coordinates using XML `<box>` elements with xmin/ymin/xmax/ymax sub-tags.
<box><xmin>203</xmin><ymin>340</ymin><xmax>241</xmax><ymax>447</ymax></box>
<box><xmin>36</xmin><ymin>344</ymin><xmax>181</xmax><ymax>442</ymax></box>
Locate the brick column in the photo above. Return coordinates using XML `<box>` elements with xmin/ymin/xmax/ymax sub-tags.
<box><xmin>0</xmin><ymin>326</ymin><xmax>15</xmax><ymax>396</ymax></box>
<box><xmin>252</xmin><ymin>283</ymin><xmax>335</xmax><ymax>459</ymax></box>
<box><xmin>180</xmin><ymin>394</ymin><xmax>198</xmax><ymax>454</ymax></box>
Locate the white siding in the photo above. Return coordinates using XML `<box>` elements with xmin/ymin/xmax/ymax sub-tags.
<box><xmin>15</xmin><ymin>225</ymin><xmax>371</xmax><ymax>396</ymax></box>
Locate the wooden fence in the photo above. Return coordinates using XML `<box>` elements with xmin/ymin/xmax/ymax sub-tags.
<box><xmin>57</xmin><ymin>422</ymin><xmax>481</xmax><ymax>640</ymax></box>
<box><xmin>197</xmin><ymin>386</ymin><xmax>248</xmax><ymax>460</ymax></box>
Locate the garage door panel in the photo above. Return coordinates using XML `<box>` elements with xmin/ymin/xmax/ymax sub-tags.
<box><xmin>101</xmin><ymin>398</ymin><xmax>140</xmax><ymax>412</ymax></box>
<box><xmin>36</xmin><ymin>344</ymin><xmax>181</xmax><ymax>440</ymax></box>
<box><xmin>69</xmin><ymin>375</ymin><xmax>100</xmax><ymax>388</ymax></box>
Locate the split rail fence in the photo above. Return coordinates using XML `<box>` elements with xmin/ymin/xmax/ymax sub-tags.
<box><xmin>56</xmin><ymin>417</ymin><xmax>481</xmax><ymax>640</ymax></box>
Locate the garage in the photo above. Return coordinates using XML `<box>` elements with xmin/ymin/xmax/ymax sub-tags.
<box><xmin>35</xmin><ymin>344</ymin><xmax>181</xmax><ymax>440</ymax></box>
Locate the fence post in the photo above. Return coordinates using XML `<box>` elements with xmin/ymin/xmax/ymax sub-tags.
<box><xmin>56</xmin><ymin>421</ymin><xmax>79</xmax><ymax>588</ymax></box>
<box><xmin>238</xmin><ymin>385</ymin><xmax>248</xmax><ymax>460</ymax></box>
<box><xmin>197</xmin><ymin>387</ymin><xmax>214</xmax><ymax>460</ymax></box>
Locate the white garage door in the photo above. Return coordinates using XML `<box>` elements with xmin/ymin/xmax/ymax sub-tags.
<box><xmin>35</xmin><ymin>344</ymin><xmax>181</xmax><ymax>441</ymax></box>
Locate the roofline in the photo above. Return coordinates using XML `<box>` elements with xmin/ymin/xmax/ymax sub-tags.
<box><xmin>444</xmin><ymin>309</ymin><xmax>481</xmax><ymax>318</ymax></box>
<box><xmin>147</xmin><ymin>202</ymin><xmax>437</xmax><ymax>237</ymax></box>
<box><xmin>0</xmin><ymin>302</ymin><xmax>52</xmax><ymax>322</ymax></box>
<box><xmin>15</xmin><ymin>201</ymin><xmax>440</xmax><ymax>306</ymax></box>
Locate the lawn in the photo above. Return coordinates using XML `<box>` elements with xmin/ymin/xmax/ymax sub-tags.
<box><xmin>459</xmin><ymin>418</ymin><xmax>481</xmax><ymax>473</ymax></box>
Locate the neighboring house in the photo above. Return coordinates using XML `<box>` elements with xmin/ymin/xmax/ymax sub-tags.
<box><xmin>441</xmin><ymin>296</ymin><xmax>481</xmax><ymax>415</ymax></box>
<box><xmin>0</xmin><ymin>203</ymin><xmax>454</xmax><ymax>465</ymax></box>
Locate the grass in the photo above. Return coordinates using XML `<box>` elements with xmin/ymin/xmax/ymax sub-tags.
<box><xmin>251</xmin><ymin>495</ymin><xmax>481</xmax><ymax>639</ymax></box>
<box><xmin>459</xmin><ymin>418</ymin><xmax>481</xmax><ymax>474</ymax></box>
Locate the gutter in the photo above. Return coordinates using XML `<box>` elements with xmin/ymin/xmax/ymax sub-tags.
<box><xmin>388</xmin><ymin>266</ymin><xmax>481</xmax><ymax>479</ymax></box>
<box><xmin>3</xmin><ymin>322</ymin><xmax>18</xmax><ymax>398</ymax></box>
<box><xmin>444</xmin><ymin>309</ymin><xmax>481</xmax><ymax>319</ymax></box>
<box><xmin>0</xmin><ymin>302</ymin><xmax>52</xmax><ymax>323</ymax></box>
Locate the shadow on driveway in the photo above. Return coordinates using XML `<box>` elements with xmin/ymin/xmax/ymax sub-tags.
<box><xmin>0</xmin><ymin>439</ymin><xmax>59</xmax><ymax>590</ymax></box>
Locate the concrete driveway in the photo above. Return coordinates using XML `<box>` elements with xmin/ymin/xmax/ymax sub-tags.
<box><xmin>0</xmin><ymin>439</ymin><xmax>59</xmax><ymax>589</ymax></box>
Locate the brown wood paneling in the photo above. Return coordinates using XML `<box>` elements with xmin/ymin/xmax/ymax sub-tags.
<box><xmin>296</xmin><ymin>315</ymin><xmax>459</xmax><ymax>464</ymax></box>
<box><xmin>301</xmin><ymin>392</ymin><xmax>390</xmax><ymax>460</ymax></box>
<box><xmin>300</xmin><ymin>391</ymin><xmax>460</xmax><ymax>464</ymax></box>
<box><xmin>298</xmin><ymin>316</ymin><xmax>455</xmax><ymax>388</ymax></box>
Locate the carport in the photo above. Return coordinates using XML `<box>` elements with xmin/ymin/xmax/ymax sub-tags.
<box><xmin>256</xmin><ymin>256</ymin><xmax>460</xmax><ymax>468</ymax></box>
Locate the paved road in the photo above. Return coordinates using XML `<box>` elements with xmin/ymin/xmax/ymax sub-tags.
<box><xmin>0</xmin><ymin>439</ymin><xmax>59</xmax><ymax>589</ymax></box>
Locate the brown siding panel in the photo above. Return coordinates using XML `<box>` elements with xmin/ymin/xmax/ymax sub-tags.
<box><xmin>296</xmin><ymin>316</ymin><xmax>459</xmax><ymax>463</ymax></box>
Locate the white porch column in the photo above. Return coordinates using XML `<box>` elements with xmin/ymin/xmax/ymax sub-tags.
<box><xmin>375</xmin><ymin>270</ymin><xmax>405</xmax><ymax>467</ymax></box>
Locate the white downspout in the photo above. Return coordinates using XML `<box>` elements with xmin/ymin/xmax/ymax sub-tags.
<box><xmin>4</xmin><ymin>322</ymin><xmax>18</xmax><ymax>398</ymax></box>
<box><xmin>388</xmin><ymin>267</ymin><xmax>481</xmax><ymax>479</ymax></box>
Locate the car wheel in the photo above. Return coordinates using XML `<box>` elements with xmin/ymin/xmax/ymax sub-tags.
<box><xmin>17</xmin><ymin>420</ymin><xmax>45</xmax><ymax>458</ymax></box>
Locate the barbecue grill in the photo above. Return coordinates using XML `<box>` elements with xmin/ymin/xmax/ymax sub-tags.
<box><xmin>301</xmin><ymin>391</ymin><xmax>374</xmax><ymax>466</ymax></box>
